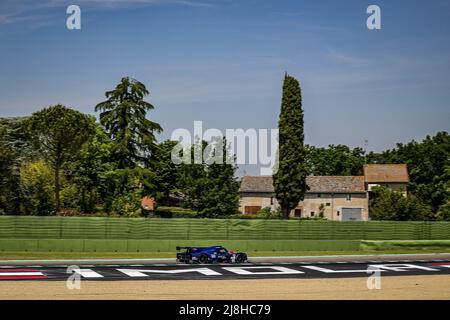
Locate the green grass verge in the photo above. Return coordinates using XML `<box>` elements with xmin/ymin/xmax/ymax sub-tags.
<box><xmin>1</xmin><ymin>248</ymin><xmax>450</xmax><ymax>260</ymax></box>
<box><xmin>360</xmin><ymin>240</ymin><xmax>450</xmax><ymax>251</ymax></box>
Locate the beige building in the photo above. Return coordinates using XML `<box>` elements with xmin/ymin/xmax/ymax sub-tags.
<box><xmin>239</xmin><ymin>164</ymin><xmax>409</xmax><ymax>221</ymax></box>
<box><xmin>363</xmin><ymin>164</ymin><xmax>409</xmax><ymax>196</ymax></box>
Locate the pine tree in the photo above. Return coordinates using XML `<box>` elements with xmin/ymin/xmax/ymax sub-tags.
<box><xmin>95</xmin><ymin>77</ymin><xmax>162</xmax><ymax>169</ymax></box>
<box><xmin>273</xmin><ymin>74</ymin><xmax>308</xmax><ymax>219</ymax></box>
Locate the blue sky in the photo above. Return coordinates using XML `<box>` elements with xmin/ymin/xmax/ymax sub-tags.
<box><xmin>1</xmin><ymin>0</ymin><xmax>449</xmax><ymax>171</ymax></box>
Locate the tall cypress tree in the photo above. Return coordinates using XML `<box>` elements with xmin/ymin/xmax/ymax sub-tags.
<box><xmin>273</xmin><ymin>73</ymin><xmax>308</xmax><ymax>219</ymax></box>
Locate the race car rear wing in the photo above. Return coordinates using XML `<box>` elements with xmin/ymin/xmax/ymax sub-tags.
<box><xmin>176</xmin><ymin>246</ymin><xmax>192</xmax><ymax>251</ymax></box>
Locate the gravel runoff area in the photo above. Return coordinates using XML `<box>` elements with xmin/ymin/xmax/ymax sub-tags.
<box><xmin>0</xmin><ymin>275</ymin><xmax>449</xmax><ymax>299</ymax></box>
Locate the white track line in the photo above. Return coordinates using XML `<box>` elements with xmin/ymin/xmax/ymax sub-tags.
<box><xmin>249</xmin><ymin>252</ymin><xmax>450</xmax><ymax>260</ymax></box>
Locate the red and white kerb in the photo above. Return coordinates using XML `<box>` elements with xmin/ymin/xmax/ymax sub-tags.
<box><xmin>0</xmin><ymin>269</ymin><xmax>47</xmax><ymax>280</ymax></box>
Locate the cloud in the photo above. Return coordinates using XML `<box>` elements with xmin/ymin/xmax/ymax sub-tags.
<box><xmin>52</xmin><ymin>0</ymin><xmax>215</xmax><ymax>9</ymax></box>
<box><xmin>0</xmin><ymin>15</ymin><xmax>10</xmax><ymax>25</ymax></box>
<box><xmin>326</xmin><ymin>49</ymin><xmax>372</xmax><ymax>66</ymax></box>
<box><xmin>388</xmin><ymin>55</ymin><xmax>450</xmax><ymax>69</ymax></box>
<box><xmin>0</xmin><ymin>0</ymin><xmax>214</xmax><ymax>26</ymax></box>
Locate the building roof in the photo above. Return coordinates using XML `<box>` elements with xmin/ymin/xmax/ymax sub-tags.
<box><xmin>141</xmin><ymin>196</ymin><xmax>156</xmax><ymax>210</ymax></box>
<box><xmin>239</xmin><ymin>176</ymin><xmax>366</xmax><ymax>194</ymax></box>
<box><xmin>240</xmin><ymin>176</ymin><xmax>274</xmax><ymax>193</ymax></box>
<box><xmin>363</xmin><ymin>164</ymin><xmax>409</xmax><ymax>183</ymax></box>
<box><xmin>307</xmin><ymin>176</ymin><xmax>365</xmax><ymax>193</ymax></box>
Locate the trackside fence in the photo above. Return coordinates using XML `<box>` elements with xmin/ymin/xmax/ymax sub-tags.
<box><xmin>1</xmin><ymin>216</ymin><xmax>449</xmax><ymax>240</ymax></box>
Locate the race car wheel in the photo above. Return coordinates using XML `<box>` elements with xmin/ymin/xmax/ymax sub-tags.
<box><xmin>235</xmin><ymin>254</ymin><xmax>246</xmax><ymax>263</ymax></box>
<box><xmin>198</xmin><ymin>254</ymin><xmax>208</xmax><ymax>264</ymax></box>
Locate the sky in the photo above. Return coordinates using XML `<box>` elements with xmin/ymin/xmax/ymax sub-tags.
<box><xmin>0</xmin><ymin>0</ymin><xmax>449</xmax><ymax>174</ymax></box>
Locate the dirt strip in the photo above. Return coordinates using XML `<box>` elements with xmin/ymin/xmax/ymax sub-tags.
<box><xmin>1</xmin><ymin>275</ymin><xmax>449</xmax><ymax>299</ymax></box>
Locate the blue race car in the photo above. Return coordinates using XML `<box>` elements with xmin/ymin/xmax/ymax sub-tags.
<box><xmin>176</xmin><ymin>245</ymin><xmax>248</xmax><ymax>264</ymax></box>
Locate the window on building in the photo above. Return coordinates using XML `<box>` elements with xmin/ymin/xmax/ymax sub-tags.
<box><xmin>346</xmin><ymin>194</ymin><xmax>352</xmax><ymax>201</ymax></box>
<box><xmin>310</xmin><ymin>211</ymin><xmax>315</xmax><ymax>217</ymax></box>
<box><xmin>326</xmin><ymin>202</ymin><xmax>331</xmax><ymax>206</ymax></box>
<box><xmin>244</xmin><ymin>206</ymin><xmax>261</xmax><ymax>214</ymax></box>
<box><xmin>270</xmin><ymin>197</ymin><xmax>273</xmax><ymax>205</ymax></box>
<box><xmin>337</xmin><ymin>211</ymin><xmax>340</xmax><ymax>216</ymax></box>
<box><xmin>317</xmin><ymin>194</ymin><xmax>321</xmax><ymax>198</ymax></box>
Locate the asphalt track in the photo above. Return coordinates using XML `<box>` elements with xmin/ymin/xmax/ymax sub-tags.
<box><xmin>2</xmin><ymin>252</ymin><xmax>449</xmax><ymax>265</ymax></box>
<box><xmin>1</xmin><ymin>254</ymin><xmax>450</xmax><ymax>281</ymax></box>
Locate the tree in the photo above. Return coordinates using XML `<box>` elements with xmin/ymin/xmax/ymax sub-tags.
<box><xmin>437</xmin><ymin>200</ymin><xmax>450</xmax><ymax>221</ymax></box>
<box><xmin>25</xmin><ymin>105</ymin><xmax>95</xmax><ymax>213</ymax></box>
<box><xmin>306</xmin><ymin>144</ymin><xmax>365</xmax><ymax>176</ymax></box>
<box><xmin>366</xmin><ymin>131</ymin><xmax>450</xmax><ymax>213</ymax></box>
<box><xmin>0</xmin><ymin>117</ymin><xmax>34</xmax><ymax>214</ymax></box>
<box><xmin>64</xmin><ymin>123</ymin><xmax>115</xmax><ymax>212</ymax></box>
<box><xmin>370</xmin><ymin>186</ymin><xmax>434</xmax><ymax>221</ymax></box>
<box><xmin>273</xmin><ymin>74</ymin><xmax>308</xmax><ymax>219</ymax></box>
<box><xmin>436</xmin><ymin>166</ymin><xmax>450</xmax><ymax>220</ymax></box>
<box><xmin>177</xmin><ymin>139</ymin><xmax>240</xmax><ymax>217</ymax></box>
<box><xmin>199</xmin><ymin>140</ymin><xmax>240</xmax><ymax>217</ymax></box>
<box><xmin>152</xmin><ymin>140</ymin><xmax>181</xmax><ymax>201</ymax></box>
<box><xmin>0</xmin><ymin>117</ymin><xmax>35</xmax><ymax>163</ymax></box>
<box><xmin>102</xmin><ymin>167</ymin><xmax>157</xmax><ymax>216</ymax></box>
<box><xmin>0</xmin><ymin>127</ymin><xmax>15</xmax><ymax>214</ymax></box>
<box><xmin>20</xmin><ymin>160</ymin><xmax>54</xmax><ymax>216</ymax></box>
<box><xmin>318</xmin><ymin>203</ymin><xmax>325</xmax><ymax>218</ymax></box>
<box><xmin>95</xmin><ymin>77</ymin><xmax>162</xmax><ymax>169</ymax></box>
